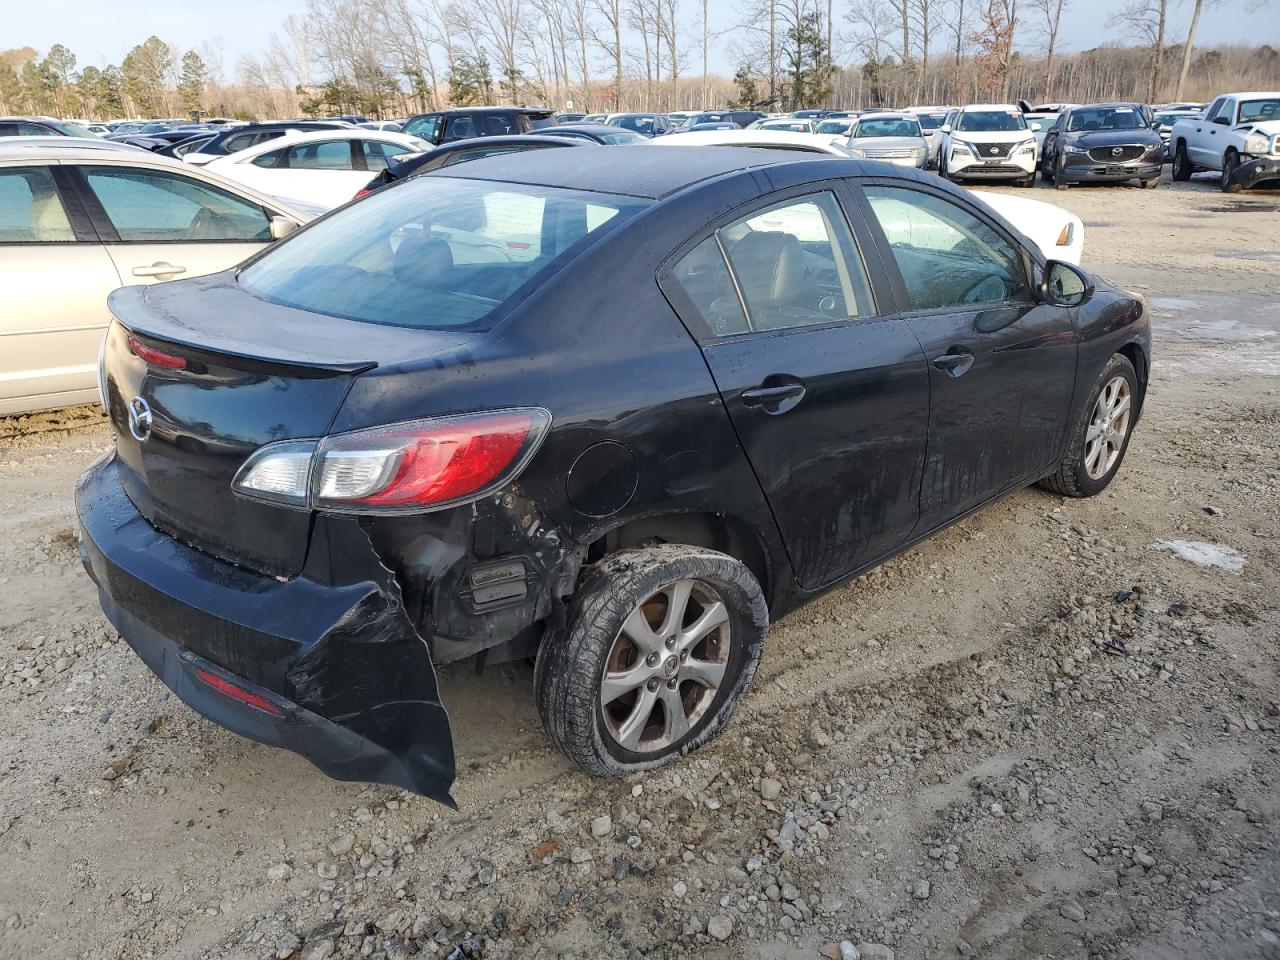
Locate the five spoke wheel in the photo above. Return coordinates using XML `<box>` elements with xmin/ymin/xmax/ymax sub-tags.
<box><xmin>599</xmin><ymin>579</ymin><xmax>730</xmax><ymax>754</ymax></box>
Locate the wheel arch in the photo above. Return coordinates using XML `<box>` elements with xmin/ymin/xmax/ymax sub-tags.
<box><xmin>584</xmin><ymin>511</ymin><xmax>774</xmax><ymax>604</ymax></box>
<box><xmin>1117</xmin><ymin>341</ymin><xmax>1149</xmax><ymax>416</ymax></box>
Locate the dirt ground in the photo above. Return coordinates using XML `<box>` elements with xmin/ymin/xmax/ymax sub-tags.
<box><xmin>0</xmin><ymin>172</ymin><xmax>1277</xmax><ymax>960</ymax></box>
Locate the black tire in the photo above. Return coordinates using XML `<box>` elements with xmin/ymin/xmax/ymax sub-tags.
<box><xmin>1172</xmin><ymin>141</ymin><xmax>1193</xmax><ymax>181</ymax></box>
<box><xmin>1039</xmin><ymin>353</ymin><xmax>1139</xmax><ymax>498</ymax></box>
<box><xmin>1018</xmin><ymin>174</ymin><xmax>1035</xmax><ymax>187</ymax></box>
<box><xmin>1221</xmin><ymin>150</ymin><xmax>1243</xmax><ymax>193</ymax></box>
<box><xmin>1054</xmin><ymin>154</ymin><xmax>1070</xmax><ymax>190</ymax></box>
<box><xmin>1041</xmin><ymin>158</ymin><xmax>1056</xmax><ymax>183</ymax></box>
<box><xmin>535</xmin><ymin>544</ymin><xmax>768</xmax><ymax>778</ymax></box>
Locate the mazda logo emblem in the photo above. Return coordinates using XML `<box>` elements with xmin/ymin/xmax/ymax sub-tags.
<box><xmin>1112</xmin><ymin>146</ymin><xmax>1123</xmax><ymax>156</ymax></box>
<box><xmin>127</xmin><ymin>396</ymin><xmax>153</xmax><ymax>442</ymax></box>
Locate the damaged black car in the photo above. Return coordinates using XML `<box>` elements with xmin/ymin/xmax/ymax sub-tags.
<box><xmin>77</xmin><ymin>147</ymin><xmax>1151</xmax><ymax>805</ymax></box>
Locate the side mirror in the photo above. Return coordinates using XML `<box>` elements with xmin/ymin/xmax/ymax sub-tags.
<box><xmin>1212</xmin><ymin>116</ymin><xmax>1230</xmax><ymax>126</ymax></box>
<box><xmin>269</xmin><ymin>216</ymin><xmax>300</xmax><ymax>240</ymax></box>
<box><xmin>940</xmin><ymin>124</ymin><xmax>951</xmax><ymax>133</ymax></box>
<box><xmin>1040</xmin><ymin>260</ymin><xmax>1093</xmax><ymax>307</ymax></box>
<box><xmin>1030</xmin><ymin>121</ymin><xmax>1043</xmax><ymax>132</ymax></box>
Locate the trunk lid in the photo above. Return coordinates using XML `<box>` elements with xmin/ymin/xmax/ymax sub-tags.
<box><xmin>103</xmin><ymin>273</ymin><xmax>477</xmax><ymax>578</ymax></box>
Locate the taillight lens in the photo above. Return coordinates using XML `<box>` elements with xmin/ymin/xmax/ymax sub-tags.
<box><xmin>314</xmin><ymin>409</ymin><xmax>550</xmax><ymax>513</ymax></box>
<box><xmin>128</xmin><ymin>335</ymin><xmax>187</xmax><ymax>369</ymax></box>
<box><xmin>230</xmin><ymin>408</ymin><xmax>550</xmax><ymax>514</ymax></box>
<box><xmin>353</xmin><ymin>187</ymin><xmax>373</xmax><ymax>200</ymax></box>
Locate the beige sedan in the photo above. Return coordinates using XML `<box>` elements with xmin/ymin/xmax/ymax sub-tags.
<box><xmin>0</xmin><ymin>138</ymin><xmax>313</xmax><ymax>415</ymax></box>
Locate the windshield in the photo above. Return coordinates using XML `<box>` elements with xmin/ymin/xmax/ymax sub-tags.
<box><xmin>1239</xmin><ymin>98</ymin><xmax>1280</xmax><ymax>123</ymax></box>
<box><xmin>239</xmin><ymin>177</ymin><xmax>647</xmax><ymax>331</ymax></box>
<box><xmin>956</xmin><ymin>110</ymin><xmax>1027</xmax><ymax>132</ymax></box>
<box><xmin>50</xmin><ymin>120</ymin><xmax>96</xmax><ymax>137</ymax></box>
<box><xmin>1153</xmin><ymin>111</ymin><xmax>1189</xmax><ymax>125</ymax></box>
<box><xmin>816</xmin><ymin>120</ymin><xmax>854</xmax><ymax>135</ymax></box>
<box><xmin>854</xmin><ymin>117</ymin><xmax>923</xmax><ymax>138</ymax></box>
<box><xmin>915</xmin><ymin>112</ymin><xmax>948</xmax><ymax>130</ymax></box>
<box><xmin>761</xmin><ymin>120</ymin><xmax>812</xmax><ymax>132</ymax></box>
<box><xmin>1066</xmin><ymin>106</ymin><xmax>1143</xmax><ymax>132</ymax></box>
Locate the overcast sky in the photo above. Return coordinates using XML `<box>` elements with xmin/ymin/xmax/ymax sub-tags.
<box><xmin>4</xmin><ymin>0</ymin><xmax>1275</xmax><ymax>79</ymax></box>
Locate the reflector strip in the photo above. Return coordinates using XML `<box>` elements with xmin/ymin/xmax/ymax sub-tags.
<box><xmin>128</xmin><ymin>336</ymin><xmax>187</xmax><ymax>369</ymax></box>
<box><xmin>195</xmin><ymin>669</ymin><xmax>284</xmax><ymax>716</ymax></box>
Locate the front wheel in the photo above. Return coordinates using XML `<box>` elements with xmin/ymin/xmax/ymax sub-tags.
<box><xmin>1039</xmin><ymin>353</ymin><xmax>1139</xmax><ymax>498</ymax></box>
<box><xmin>535</xmin><ymin>545</ymin><xmax>768</xmax><ymax>777</ymax></box>
<box><xmin>1221</xmin><ymin>151</ymin><xmax>1243</xmax><ymax>193</ymax></box>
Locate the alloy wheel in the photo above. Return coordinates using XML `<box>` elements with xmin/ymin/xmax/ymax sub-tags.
<box><xmin>1084</xmin><ymin>375</ymin><xmax>1132</xmax><ymax>480</ymax></box>
<box><xmin>599</xmin><ymin>579</ymin><xmax>730</xmax><ymax>753</ymax></box>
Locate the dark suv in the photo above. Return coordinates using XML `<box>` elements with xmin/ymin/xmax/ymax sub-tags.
<box><xmin>79</xmin><ymin>148</ymin><xmax>1150</xmax><ymax>805</ymax></box>
<box><xmin>401</xmin><ymin>107</ymin><xmax>556</xmax><ymax>144</ymax></box>
<box><xmin>0</xmin><ymin>116</ymin><xmax>96</xmax><ymax>137</ymax></box>
<box><xmin>183</xmin><ymin>121</ymin><xmax>352</xmax><ymax>163</ymax></box>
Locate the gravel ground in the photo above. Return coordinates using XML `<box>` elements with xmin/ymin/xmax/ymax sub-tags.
<box><xmin>0</xmin><ymin>173</ymin><xmax>1277</xmax><ymax>960</ymax></box>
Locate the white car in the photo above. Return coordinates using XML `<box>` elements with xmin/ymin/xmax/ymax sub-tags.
<box><xmin>938</xmin><ymin>104</ymin><xmax>1042</xmax><ymax>186</ymax></box>
<box><xmin>206</xmin><ymin>130</ymin><xmax>431</xmax><ymax>209</ymax></box>
<box><xmin>905</xmin><ymin>106</ymin><xmax>954</xmax><ymax>167</ymax></box>
<box><xmin>659</xmin><ymin>129</ymin><xmax>1083</xmax><ymax>264</ymax></box>
<box><xmin>0</xmin><ymin>138</ymin><xmax>314</xmax><ymax>415</ymax></box>
<box><xmin>1171</xmin><ymin>91</ymin><xmax>1280</xmax><ymax>191</ymax></box>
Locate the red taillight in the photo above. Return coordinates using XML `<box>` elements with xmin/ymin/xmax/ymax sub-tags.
<box><xmin>313</xmin><ymin>408</ymin><xmax>551</xmax><ymax>514</ymax></box>
<box><xmin>353</xmin><ymin>187</ymin><xmax>372</xmax><ymax>200</ymax></box>
<box><xmin>128</xmin><ymin>335</ymin><xmax>186</xmax><ymax>369</ymax></box>
<box><xmin>195</xmin><ymin>669</ymin><xmax>284</xmax><ymax>716</ymax></box>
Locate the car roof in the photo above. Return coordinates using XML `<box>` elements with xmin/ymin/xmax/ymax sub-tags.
<box><xmin>856</xmin><ymin>112</ymin><xmax>916</xmax><ymax>121</ymax></box>
<box><xmin>430</xmin><ymin>143</ymin><xmax>844</xmax><ymax>199</ymax></box>
<box><xmin>415</xmin><ymin>106</ymin><xmax>553</xmax><ymax>116</ymax></box>
<box><xmin>664</xmin><ymin>130</ymin><xmax>848</xmax><ymax>154</ymax></box>
<box><xmin>538</xmin><ymin>123</ymin><xmax>630</xmax><ymax>135</ymax></box>
<box><xmin>958</xmin><ymin>104</ymin><xmax>1023</xmax><ymax>112</ymax></box>
<box><xmin>433</xmin><ymin>134</ymin><xmax>583</xmax><ymax>150</ymax></box>
<box><xmin>0</xmin><ymin>137</ymin><xmax>145</xmax><ymax>158</ymax></box>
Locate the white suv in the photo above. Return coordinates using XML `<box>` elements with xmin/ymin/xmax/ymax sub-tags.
<box><xmin>939</xmin><ymin>104</ymin><xmax>1041</xmax><ymax>186</ymax></box>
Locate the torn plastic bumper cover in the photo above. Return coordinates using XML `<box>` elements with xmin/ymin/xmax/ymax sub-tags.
<box><xmin>76</xmin><ymin>454</ymin><xmax>457</xmax><ymax>805</ymax></box>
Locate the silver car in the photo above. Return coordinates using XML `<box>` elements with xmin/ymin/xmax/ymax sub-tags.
<box><xmin>0</xmin><ymin>138</ymin><xmax>313</xmax><ymax>415</ymax></box>
<box><xmin>846</xmin><ymin>113</ymin><xmax>930</xmax><ymax>167</ymax></box>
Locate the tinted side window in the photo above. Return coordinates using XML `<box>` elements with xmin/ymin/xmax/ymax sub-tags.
<box><xmin>668</xmin><ymin>236</ymin><xmax>749</xmax><ymax>338</ymax></box>
<box><xmin>864</xmin><ymin>186</ymin><xmax>1029</xmax><ymax>312</ymax></box>
<box><xmin>718</xmin><ymin>192</ymin><xmax>875</xmax><ymax>332</ymax></box>
<box><xmin>18</xmin><ymin>122</ymin><xmax>55</xmax><ymax>135</ymax></box>
<box><xmin>252</xmin><ymin>147</ymin><xmax>287</xmax><ymax>168</ymax></box>
<box><xmin>225</xmin><ymin>131</ymin><xmax>282</xmax><ymax>153</ymax></box>
<box><xmin>403</xmin><ymin>114</ymin><xmax>441</xmax><ymax>140</ymax></box>
<box><xmin>1210</xmin><ymin>98</ymin><xmax>1234</xmax><ymax>123</ymax></box>
<box><xmin>84</xmin><ymin>168</ymin><xmax>271</xmax><ymax>241</ymax></box>
<box><xmin>0</xmin><ymin>167</ymin><xmax>76</xmax><ymax>242</ymax></box>
<box><xmin>361</xmin><ymin>140</ymin><xmax>415</xmax><ymax>171</ymax></box>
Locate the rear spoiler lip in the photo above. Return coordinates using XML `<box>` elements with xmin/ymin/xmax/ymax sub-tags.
<box><xmin>107</xmin><ymin>283</ymin><xmax>379</xmax><ymax>375</ymax></box>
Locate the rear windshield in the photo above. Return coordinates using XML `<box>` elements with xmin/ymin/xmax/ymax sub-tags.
<box><xmin>956</xmin><ymin>110</ymin><xmax>1027</xmax><ymax>132</ymax></box>
<box><xmin>915</xmin><ymin>112</ymin><xmax>948</xmax><ymax>129</ymax></box>
<box><xmin>238</xmin><ymin>177</ymin><xmax>647</xmax><ymax>331</ymax></box>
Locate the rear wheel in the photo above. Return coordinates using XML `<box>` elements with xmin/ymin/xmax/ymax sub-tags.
<box><xmin>1039</xmin><ymin>353</ymin><xmax>1138</xmax><ymax>498</ymax></box>
<box><xmin>1221</xmin><ymin>150</ymin><xmax>1243</xmax><ymax>193</ymax></box>
<box><xmin>1172</xmin><ymin>142</ymin><xmax>1193</xmax><ymax>181</ymax></box>
<box><xmin>1054</xmin><ymin>154</ymin><xmax>1071</xmax><ymax>190</ymax></box>
<box><xmin>535</xmin><ymin>545</ymin><xmax>767</xmax><ymax>777</ymax></box>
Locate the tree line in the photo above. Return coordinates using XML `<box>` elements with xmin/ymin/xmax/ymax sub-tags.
<box><xmin>1</xmin><ymin>0</ymin><xmax>1277</xmax><ymax>121</ymax></box>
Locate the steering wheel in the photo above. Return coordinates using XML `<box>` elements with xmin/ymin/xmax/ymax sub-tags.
<box><xmin>961</xmin><ymin>274</ymin><xmax>1009</xmax><ymax>305</ymax></box>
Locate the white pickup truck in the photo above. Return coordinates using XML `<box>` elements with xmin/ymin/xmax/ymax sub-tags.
<box><xmin>1170</xmin><ymin>91</ymin><xmax>1280</xmax><ymax>192</ymax></box>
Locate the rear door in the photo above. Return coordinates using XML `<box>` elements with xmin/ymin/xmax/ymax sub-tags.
<box><xmin>857</xmin><ymin>180</ymin><xmax>1077</xmax><ymax>532</ymax></box>
<box><xmin>661</xmin><ymin>186</ymin><xmax>929</xmax><ymax>590</ymax></box>
<box><xmin>70</xmin><ymin>163</ymin><xmax>274</xmax><ymax>286</ymax></box>
<box><xmin>0</xmin><ymin>163</ymin><xmax>121</xmax><ymax>413</ymax></box>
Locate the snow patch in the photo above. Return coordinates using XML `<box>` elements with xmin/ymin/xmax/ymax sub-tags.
<box><xmin>1152</xmin><ymin>540</ymin><xmax>1246</xmax><ymax>574</ymax></box>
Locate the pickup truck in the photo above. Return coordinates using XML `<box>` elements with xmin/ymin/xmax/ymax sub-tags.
<box><xmin>1170</xmin><ymin>92</ymin><xmax>1280</xmax><ymax>192</ymax></box>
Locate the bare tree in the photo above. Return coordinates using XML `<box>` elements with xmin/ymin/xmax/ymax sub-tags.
<box><xmin>1174</xmin><ymin>0</ymin><xmax>1206</xmax><ymax>100</ymax></box>
<box><xmin>590</xmin><ymin>0</ymin><xmax>625</xmax><ymax>109</ymax></box>
<box><xmin>1112</xmin><ymin>0</ymin><xmax>1170</xmax><ymax>101</ymax></box>
<box><xmin>1030</xmin><ymin>0</ymin><xmax>1069</xmax><ymax>98</ymax></box>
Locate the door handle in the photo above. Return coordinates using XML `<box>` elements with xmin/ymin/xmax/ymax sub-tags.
<box><xmin>740</xmin><ymin>381</ymin><xmax>806</xmax><ymax>414</ymax></box>
<box><xmin>132</xmin><ymin>262</ymin><xmax>187</xmax><ymax>279</ymax></box>
<box><xmin>932</xmin><ymin>350</ymin><xmax>975</xmax><ymax>377</ymax></box>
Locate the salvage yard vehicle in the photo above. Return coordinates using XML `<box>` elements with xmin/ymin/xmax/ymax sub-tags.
<box><xmin>205</xmin><ymin>130</ymin><xmax>431</xmax><ymax>209</ymax></box>
<box><xmin>0</xmin><ymin>138</ymin><xmax>312</xmax><ymax>415</ymax></box>
<box><xmin>938</xmin><ymin>104</ymin><xmax>1041</xmax><ymax>186</ymax></box>
<box><xmin>401</xmin><ymin>106</ymin><xmax>557</xmax><ymax>145</ymax></box>
<box><xmin>77</xmin><ymin>147</ymin><xmax>1149</xmax><ymax>804</ymax></box>
<box><xmin>845</xmin><ymin>113</ymin><xmax>930</xmax><ymax>168</ymax></box>
<box><xmin>1040</xmin><ymin>103</ymin><xmax>1165</xmax><ymax>189</ymax></box>
<box><xmin>1171</xmin><ymin>91</ymin><xmax>1280</xmax><ymax>192</ymax></box>
<box><xmin>180</xmin><ymin>120</ymin><xmax>352</xmax><ymax>166</ymax></box>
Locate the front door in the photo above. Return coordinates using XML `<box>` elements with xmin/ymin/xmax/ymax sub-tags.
<box><xmin>662</xmin><ymin>188</ymin><xmax>930</xmax><ymax>590</ymax></box>
<box><xmin>72</xmin><ymin>163</ymin><xmax>275</xmax><ymax>286</ymax></box>
<box><xmin>859</xmin><ymin>183</ymin><xmax>1078</xmax><ymax>532</ymax></box>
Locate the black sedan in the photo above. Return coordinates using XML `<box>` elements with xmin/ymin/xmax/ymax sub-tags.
<box><xmin>353</xmin><ymin>134</ymin><xmax>584</xmax><ymax>198</ymax></box>
<box><xmin>529</xmin><ymin>123</ymin><xmax>649</xmax><ymax>144</ymax></box>
<box><xmin>78</xmin><ymin>148</ymin><xmax>1151</xmax><ymax>804</ymax></box>
<box><xmin>1041</xmin><ymin>103</ymin><xmax>1165</xmax><ymax>189</ymax></box>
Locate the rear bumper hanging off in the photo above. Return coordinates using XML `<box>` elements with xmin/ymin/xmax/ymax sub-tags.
<box><xmin>76</xmin><ymin>454</ymin><xmax>457</xmax><ymax>805</ymax></box>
